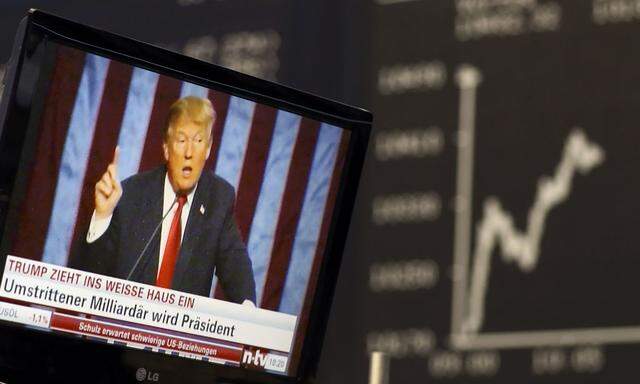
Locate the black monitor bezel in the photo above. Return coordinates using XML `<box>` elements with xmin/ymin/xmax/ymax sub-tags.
<box><xmin>0</xmin><ymin>9</ymin><xmax>370</xmax><ymax>384</ymax></box>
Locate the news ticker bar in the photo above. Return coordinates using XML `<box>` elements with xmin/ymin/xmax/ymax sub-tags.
<box><xmin>0</xmin><ymin>300</ymin><xmax>288</xmax><ymax>372</ymax></box>
<box><xmin>0</xmin><ymin>256</ymin><xmax>296</xmax><ymax>352</ymax></box>
<box><xmin>51</xmin><ymin>313</ymin><xmax>244</xmax><ymax>364</ymax></box>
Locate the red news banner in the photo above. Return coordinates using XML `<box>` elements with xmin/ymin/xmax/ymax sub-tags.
<box><xmin>0</xmin><ymin>255</ymin><xmax>294</xmax><ymax>371</ymax></box>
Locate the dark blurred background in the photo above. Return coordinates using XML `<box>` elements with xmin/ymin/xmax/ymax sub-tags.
<box><xmin>5</xmin><ymin>1</ymin><xmax>640</xmax><ymax>383</ymax></box>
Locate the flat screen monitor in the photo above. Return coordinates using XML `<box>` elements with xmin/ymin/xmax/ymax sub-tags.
<box><xmin>0</xmin><ymin>9</ymin><xmax>370</xmax><ymax>384</ymax></box>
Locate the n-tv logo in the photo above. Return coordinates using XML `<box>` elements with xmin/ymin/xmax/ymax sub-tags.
<box><xmin>242</xmin><ymin>348</ymin><xmax>269</xmax><ymax>369</ymax></box>
<box><xmin>241</xmin><ymin>347</ymin><xmax>288</xmax><ymax>373</ymax></box>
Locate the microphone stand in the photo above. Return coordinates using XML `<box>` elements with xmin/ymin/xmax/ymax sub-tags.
<box><xmin>125</xmin><ymin>197</ymin><xmax>178</xmax><ymax>281</ymax></box>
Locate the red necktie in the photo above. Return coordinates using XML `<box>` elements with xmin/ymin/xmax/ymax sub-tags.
<box><xmin>157</xmin><ymin>195</ymin><xmax>187</xmax><ymax>288</ymax></box>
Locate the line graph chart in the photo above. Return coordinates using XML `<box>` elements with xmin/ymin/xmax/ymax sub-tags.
<box><xmin>463</xmin><ymin>128</ymin><xmax>605</xmax><ymax>334</ymax></box>
<box><xmin>448</xmin><ymin>65</ymin><xmax>640</xmax><ymax>350</ymax></box>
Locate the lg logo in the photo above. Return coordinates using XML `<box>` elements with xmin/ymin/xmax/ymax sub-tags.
<box><xmin>135</xmin><ymin>367</ymin><xmax>160</xmax><ymax>382</ymax></box>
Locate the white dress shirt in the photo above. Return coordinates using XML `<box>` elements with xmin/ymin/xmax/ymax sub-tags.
<box><xmin>87</xmin><ymin>174</ymin><xmax>197</xmax><ymax>278</ymax></box>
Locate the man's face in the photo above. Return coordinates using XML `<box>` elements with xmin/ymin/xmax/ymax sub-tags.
<box><xmin>163</xmin><ymin>118</ymin><xmax>212</xmax><ymax>195</ymax></box>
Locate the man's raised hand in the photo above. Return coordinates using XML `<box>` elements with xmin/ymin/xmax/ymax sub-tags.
<box><xmin>94</xmin><ymin>147</ymin><xmax>122</xmax><ymax>219</ymax></box>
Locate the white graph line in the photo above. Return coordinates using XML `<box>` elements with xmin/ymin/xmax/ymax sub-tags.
<box><xmin>451</xmin><ymin>65</ymin><xmax>482</xmax><ymax>336</ymax></box>
<box><xmin>461</xmin><ymin>129</ymin><xmax>605</xmax><ymax>334</ymax></box>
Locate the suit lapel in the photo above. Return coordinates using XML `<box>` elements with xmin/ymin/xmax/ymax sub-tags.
<box><xmin>134</xmin><ymin>167</ymin><xmax>165</xmax><ymax>285</ymax></box>
<box><xmin>172</xmin><ymin>172</ymin><xmax>211</xmax><ymax>289</ymax></box>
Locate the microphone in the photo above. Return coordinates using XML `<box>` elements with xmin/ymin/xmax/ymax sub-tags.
<box><xmin>126</xmin><ymin>197</ymin><xmax>178</xmax><ymax>281</ymax></box>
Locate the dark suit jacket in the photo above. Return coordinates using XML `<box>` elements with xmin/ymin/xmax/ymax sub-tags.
<box><xmin>77</xmin><ymin>166</ymin><xmax>256</xmax><ymax>304</ymax></box>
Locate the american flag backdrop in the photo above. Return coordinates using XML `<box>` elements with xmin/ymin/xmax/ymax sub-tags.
<box><xmin>9</xmin><ymin>45</ymin><xmax>351</xmax><ymax>322</ymax></box>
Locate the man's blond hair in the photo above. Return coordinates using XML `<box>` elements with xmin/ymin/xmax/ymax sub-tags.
<box><xmin>164</xmin><ymin>96</ymin><xmax>216</xmax><ymax>141</ymax></box>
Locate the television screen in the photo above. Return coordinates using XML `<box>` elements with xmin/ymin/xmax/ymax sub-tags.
<box><xmin>0</xmin><ymin>10</ymin><xmax>370</xmax><ymax>384</ymax></box>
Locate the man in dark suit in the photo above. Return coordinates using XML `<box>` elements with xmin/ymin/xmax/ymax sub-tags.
<box><xmin>79</xmin><ymin>96</ymin><xmax>255</xmax><ymax>304</ymax></box>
